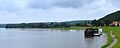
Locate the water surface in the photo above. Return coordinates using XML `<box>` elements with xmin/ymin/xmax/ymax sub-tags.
<box><xmin>0</xmin><ymin>28</ymin><xmax>107</xmax><ymax>48</ymax></box>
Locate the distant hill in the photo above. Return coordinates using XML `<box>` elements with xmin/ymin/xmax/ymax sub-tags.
<box><xmin>5</xmin><ymin>20</ymin><xmax>92</xmax><ymax>28</ymax></box>
<box><xmin>0</xmin><ymin>24</ymin><xmax>6</xmax><ymax>28</ymax></box>
<box><xmin>65</xmin><ymin>20</ymin><xmax>92</xmax><ymax>26</ymax></box>
<box><xmin>93</xmin><ymin>10</ymin><xmax>120</xmax><ymax>26</ymax></box>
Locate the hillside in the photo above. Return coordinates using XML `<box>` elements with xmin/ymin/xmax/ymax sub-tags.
<box><xmin>93</xmin><ymin>10</ymin><xmax>120</xmax><ymax>26</ymax></box>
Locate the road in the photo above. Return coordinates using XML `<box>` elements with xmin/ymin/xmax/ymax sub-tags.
<box><xmin>107</xmin><ymin>32</ymin><xmax>118</xmax><ymax>48</ymax></box>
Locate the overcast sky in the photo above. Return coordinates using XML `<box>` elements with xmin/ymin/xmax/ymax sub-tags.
<box><xmin>0</xmin><ymin>0</ymin><xmax>120</xmax><ymax>23</ymax></box>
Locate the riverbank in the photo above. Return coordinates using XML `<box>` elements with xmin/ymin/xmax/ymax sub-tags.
<box><xmin>107</xmin><ymin>32</ymin><xmax>118</xmax><ymax>48</ymax></box>
<box><xmin>102</xmin><ymin>27</ymin><xmax>120</xmax><ymax>48</ymax></box>
<box><xmin>52</xmin><ymin>27</ymin><xmax>120</xmax><ymax>48</ymax></box>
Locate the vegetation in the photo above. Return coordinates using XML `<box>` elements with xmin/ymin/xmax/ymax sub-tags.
<box><xmin>92</xmin><ymin>10</ymin><xmax>120</xmax><ymax>26</ymax></box>
<box><xmin>105</xmin><ymin>27</ymin><xmax>120</xmax><ymax>48</ymax></box>
<box><xmin>101</xmin><ymin>27</ymin><xmax>113</xmax><ymax>48</ymax></box>
<box><xmin>100</xmin><ymin>27</ymin><xmax>120</xmax><ymax>48</ymax></box>
<box><xmin>5</xmin><ymin>20</ymin><xmax>92</xmax><ymax>28</ymax></box>
<box><xmin>4</xmin><ymin>10</ymin><xmax>120</xmax><ymax>48</ymax></box>
<box><xmin>52</xmin><ymin>10</ymin><xmax>120</xmax><ymax>48</ymax></box>
<box><xmin>91</xmin><ymin>10</ymin><xmax>120</xmax><ymax>48</ymax></box>
<box><xmin>54</xmin><ymin>27</ymin><xmax>120</xmax><ymax>48</ymax></box>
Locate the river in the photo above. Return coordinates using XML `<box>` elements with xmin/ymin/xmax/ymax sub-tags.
<box><xmin>0</xmin><ymin>28</ymin><xmax>107</xmax><ymax>48</ymax></box>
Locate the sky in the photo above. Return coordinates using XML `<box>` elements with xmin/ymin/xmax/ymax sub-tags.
<box><xmin>0</xmin><ymin>0</ymin><xmax>120</xmax><ymax>23</ymax></box>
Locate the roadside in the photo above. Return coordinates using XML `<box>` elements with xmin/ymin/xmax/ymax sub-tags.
<box><xmin>107</xmin><ymin>32</ymin><xmax>118</xmax><ymax>48</ymax></box>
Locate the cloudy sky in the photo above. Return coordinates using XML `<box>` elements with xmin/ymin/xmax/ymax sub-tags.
<box><xmin>0</xmin><ymin>0</ymin><xmax>120</xmax><ymax>23</ymax></box>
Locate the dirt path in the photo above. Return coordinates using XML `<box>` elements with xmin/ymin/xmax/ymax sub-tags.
<box><xmin>107</xmin><ymin>32</ymin><xmax>118</xmax><ymax>48</ymax></box>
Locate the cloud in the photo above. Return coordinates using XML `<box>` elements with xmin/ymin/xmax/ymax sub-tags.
<box><xmin>28</xmin><ymin>0</ymin><xmax>96</xmax><ymax>9</ymax></box>
<box><xmin>0</xmin><ymin>0</ymin><xmax>119</xmax><ymax>23</ymax></box>
<box><xmin>0</xmin><ymin>0</ymin><xmax>27</xmax><ymax>12</ymax></box>
<box><xmin>111</xmin><ymin>0</ymin><xmax>120</xmax><ymax>8</ymax></box>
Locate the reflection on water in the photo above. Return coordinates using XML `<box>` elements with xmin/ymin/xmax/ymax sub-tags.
<box><xmin>0</xmin><ymin>28</ymin><xmax>107</xmax><ymax>48</ymax></box>
<box><xmin>84</xmin><ymin>35</ymin><xmax>107</xmax><ymax>48</ymax></box>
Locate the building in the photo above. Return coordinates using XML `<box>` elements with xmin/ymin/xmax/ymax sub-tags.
<box><xmin>111</xmin><ymin>22</ymin><xmax>120</xmax><ymax>26</ymax></box>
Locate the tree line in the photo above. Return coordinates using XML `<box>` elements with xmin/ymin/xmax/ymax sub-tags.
<box><xmin>5</xmin><ymin>21</ymin><xmax>92</xmax><ymax>28</ymax></box>
<box><xmin>92</xmin><ymin>10</ymin><xmax>120</xmax><ymax>26</ymax></box>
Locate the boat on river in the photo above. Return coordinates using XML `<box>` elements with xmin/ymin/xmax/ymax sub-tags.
<box><xmin>84</xmin><ymin>28</ymin><xmax>102</xmax><ymax>37</ymax></box>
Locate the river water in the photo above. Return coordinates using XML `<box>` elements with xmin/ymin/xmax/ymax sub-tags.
<box><xmin>0</xmin><ymin>28</ymin><xmax>107</xmax><ymax>48</ymax></box>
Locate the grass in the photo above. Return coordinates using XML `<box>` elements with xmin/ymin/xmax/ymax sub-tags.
<box><xmin>101</xmin><ymin>27</ymin><xmax>113</xmax><ymax>48</ymax></box>
<box><xmin>52</xmin><ymin>26</ymin><xmax>97</xmax><ymax>30</ymax></box>
<box><xmin>81</xmin><ymin>27</ymin><xmax>120</xmax><ymax>48</ymax></box>
<box><xmin>104</xmin><ymin>27</ymin><xmax>120</xmax><ymax>48</ymax></box>
<box><xmin>52</xmin><ymin>26</ymin><xmax>120</xmax><ymax>48</ymax></box>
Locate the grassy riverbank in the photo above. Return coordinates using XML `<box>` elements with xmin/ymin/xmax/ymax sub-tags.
<box><xmin>102</xmin><ymin>27</ymin><xmax>120</xmax><ymax>48</ymax></box>
<box><xmin>53</xmin><ymin>26</ymin><xmax>120</xmax><ymax>48</ymax></box>
<box><xmin>52</xmin><ymin>26</ymin><xmax>97</xmax><ymax>30</ymax></box>
<box><xmin>101</xmin><ymin>27</ymin><xmax>113</xmax><ymax>48</ymax></box>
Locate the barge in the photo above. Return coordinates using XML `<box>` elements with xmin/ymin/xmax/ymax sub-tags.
<box><xmin>84</xmin><ymin>28</ymin><xmax>102</xmax><ymax>37</ymax></box>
